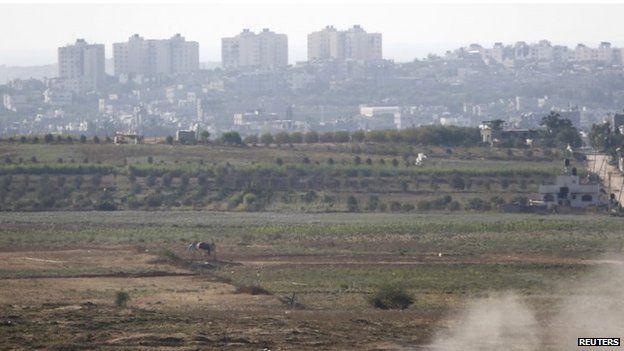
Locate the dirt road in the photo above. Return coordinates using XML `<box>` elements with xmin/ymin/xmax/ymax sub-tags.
<box><xmin>586</xmin><ymin>152</ymin><xmax>624</xmax><ymax>202</ymax></box>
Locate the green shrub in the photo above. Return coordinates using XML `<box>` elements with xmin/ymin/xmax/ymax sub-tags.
<box><xmin>449</xmin><ymin>201</ymin><xmax>461</xmax><ymax>211</ymax></box>
<box><xmin>243</xmin><ymin>192</ymin><xmax>257</xmax><ymax>205</ymax></box>
<box><xmin>97</xmin><ymin>201</ymin><xmax>117</xmax><ymax>211</ymax></box>
<box><xmin>401</xmin><ymin>203</ymin><xmax>415</xmax><ymax>212</ymax></box>
<box><xmin>346</xmin><ymin>196</ymin><xmax>359</xmax><ymax>212</ymax></box>
<box><xmin>368</xmin><ymin>284</ymin><xmax>414</xmax><ymax>310</ymax></box>
<box><xmin>114</xmin><ymin>291</ymin><xmax>130</xmax><ymax>308</ymax></box>
<box><xmin>366</xmin><ymin>195</ymin><xmax>380</xmax><ymax>211</ymax></box>
<box><xmin>260</xmin><ymin>133</ymin><xmax>274</xmax><ymax>145</ymax></box>
<box><xmin>450</xmin><ymin>174</ymin><xmax>466</xmax><ymax>190</ymax></box>
<box><xmin>466</xmin><ymin>197</ymin><xmax>492</xmax><ymax>211</ymax></box>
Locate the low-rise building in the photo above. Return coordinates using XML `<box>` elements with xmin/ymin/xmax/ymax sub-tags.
<box><xmin>176</xmin><ymin>130</ymin><xmax>197</xmax><ymax>144</ymax></box>
<box><xmin>538</xmin><ymin>166</ymin><xmax>601</xmax><ymax>209</ymax></box>
<box><xmin>44</xmin><ymin>89</ymin><xmax>73</xmax><ymax>106</ymax></box>
<box><xmin>480</xmin><ymin>120</ymin><xmax>538</xmax><ymax>146</ymax></box>
<box><xmin>113</xmin><ymin>132</ymin><xmax>142</xmax><ymax>144</ymax></box>
<box><xmin>233</xmin><ymin>110</ymin><xmax>279</xmax><ymax>126</ymax></box>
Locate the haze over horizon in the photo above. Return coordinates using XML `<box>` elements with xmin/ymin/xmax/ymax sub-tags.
<box><xmin>1</xmin><ymin>3</ymin><xmax>624</xmax><ymax>66</ymax></box>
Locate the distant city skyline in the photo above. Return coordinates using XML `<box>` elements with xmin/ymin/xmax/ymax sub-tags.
<box><xmin>1</xmin><ymin>3</ymin><xmax>624</xmax><ymax>66</ymax></box>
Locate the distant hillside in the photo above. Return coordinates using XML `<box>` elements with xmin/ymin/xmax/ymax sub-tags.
<box><xmin>0</xmin><ymin>64</ymin><xmax>58</xmax><ymax>83</ymax></box>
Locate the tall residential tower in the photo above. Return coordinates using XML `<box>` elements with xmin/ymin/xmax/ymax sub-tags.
<box><xmin>308</xmin><ymin>25</ymin><xmax>382</xmax><ymax>62</ymax></box>
<box><xmin>113</xmin><ymin>34</ymin><xmax>199</xmax><ymax>77</ymax></box>
<box><xmin>57</xmin><ymin>39</ymin><xmax>105</xmax><ymax>93</ymax></box>
<box><xmin>221</xmin><ymin>28</ymin><xmax>288</xmax><ymax>70</ymax></box>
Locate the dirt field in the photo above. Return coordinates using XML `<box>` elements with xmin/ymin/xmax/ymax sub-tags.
<box><xmin>1</xmin><ymin>211</ymin><xmax>623</xmax><ymax>350</ymax></box>
<box><xmin>0</xmin><ymin>245</ymin><xmax>438</xmax><ymax>350</ymax></box>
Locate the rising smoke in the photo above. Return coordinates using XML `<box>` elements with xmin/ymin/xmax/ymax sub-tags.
<box><xmin>425</xmin><ymin>259</ymin><xmax>624</xmax><ymax>351</ymax></box>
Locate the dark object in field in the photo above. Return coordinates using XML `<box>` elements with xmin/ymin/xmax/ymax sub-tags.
<box><xmin>187</xmin><ymin>241</ymin><xmax>216</xmax><ymax>258</ymax></box>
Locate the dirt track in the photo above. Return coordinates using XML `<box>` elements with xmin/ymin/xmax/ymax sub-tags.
<box><xmin>586</xmin><ymin>152</ymin><xmax>624</xmax><ymax>202</ymax></box>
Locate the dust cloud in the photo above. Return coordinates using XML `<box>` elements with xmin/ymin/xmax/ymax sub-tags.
<box><xmin>424</xmin><ymin>259</ymin><xmax>624</xmax><ymax>351</ymax></box>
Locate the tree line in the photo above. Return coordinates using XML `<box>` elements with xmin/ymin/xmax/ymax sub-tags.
<box><xmin>226</xmin><ymin>126</ymin><xmax>482</xmax><ymax>147</ymax></box>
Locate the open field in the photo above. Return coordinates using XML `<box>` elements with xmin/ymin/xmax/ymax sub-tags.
<box><xmin>1</xmin><ymin>211</ymin><xmax>623</xmax><ymax>350</ymax></box>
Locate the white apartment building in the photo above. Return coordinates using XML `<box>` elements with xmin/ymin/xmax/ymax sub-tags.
<box><xmin>308</xmin><ymin>25</ymin><xmax>382</xmax><ymax>62</ymax></box>
<box><xmin>308</xmin><ymin>26</ymin><xmax>343</xmax><ymax>61</ymax></box>
<box><xmin>221</xmin><ymin>29</ymin><xmax>288</xmax><ymax>70</ymax></box>
<box><xmin>58</xmin><ymin>39</ymin><xmax>105</xmax><ymax>93</ymax></box>
<box><xmin>113</xmin><ymin>34</ymin><xmax>199</xmax><ymax>77</ymax></box>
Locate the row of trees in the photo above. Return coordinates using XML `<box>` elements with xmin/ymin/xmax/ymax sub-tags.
<box><xmin>1</xmin><ymin>115</ymin><xmax>579</xmax><ymax>149</ymax></box>
<box><xmin>4</xmin><ymin>126</ymin><xmax>477</xmax><ymax>147</ymax></box>
<box><xmin>2</xmin><ymin>134</ymin><xmax>107</xmax><ymax>144</ymax></box>
<box><xmin>218</xmin><ymin>126</ymin><xmax>482</xmax><ymax>147</ymax></box>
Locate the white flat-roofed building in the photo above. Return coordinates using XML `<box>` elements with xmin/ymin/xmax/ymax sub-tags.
<box><xmin>359</xmin><ymin>106</ymin><xmax>400</xmax><ymax>118</ymax></box>
<box><xmin>233</xmin><ymin>110</ymin><xmax>279</xmax><ymax>126</ymax></box>
<box><xmin>539</xmin><ymin>174</ymin><xmax>601</xmax><ymax>209</ymax></box>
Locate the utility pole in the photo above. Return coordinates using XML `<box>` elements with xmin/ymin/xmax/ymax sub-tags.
<box><xmin>618</xmin><ymin>176</ymin><xmax>624</xmax><ymax>205</ymax></box>
<box><xmin>608</xmin><ymin>171</ymin><xmax>613</xmax><ymax>212</ymax></box>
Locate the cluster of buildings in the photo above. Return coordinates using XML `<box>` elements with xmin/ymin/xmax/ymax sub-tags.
<box><xmin>447</xmin><ymin>41</ymin><xmax>624</xmax><ymax>67</ymax></box>
<box><xmin>57</xmin><ymin>34</ymin><xmax>200</xmax><ymax>94</ymax></box>
<box><xmin>221</xmin><ymin>25</ymin><xmax>382</xmax><ymax>69</ymax></box>
<box><xmin>232</xmin><ymin>109</ymin><xmax>307</xmax><ymax>134</ymax></box>
<box><xmin>5</xmin><ymin>27</ymin><xmax>624</xmax><ymax>140</ymax></box>
<box><xmin>52</xmin><ymin>25</ymin><xmax>383</xmax><ymax>93</ymax></box>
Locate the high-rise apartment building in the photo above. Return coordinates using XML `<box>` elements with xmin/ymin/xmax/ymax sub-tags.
<box><xmin>113</xmin><ymin>34</ymin><xmax>199</xmax><ymax>77</ymax></box>
<box><xmin>307</xmin><ymin>25</ymin><xmax>344</xmax><ymax>61</ymax></box>
<box><xmin>58</xmin><ymin>39</ymin><xmax>105</xmax><ymax>93</ymax></box>
<box><xmin>221</xmin><ymin>29</ymin><xmax>288</xmax><ymax>69</ymax></box>
<box><xmin>307</xmin><ymin>25</ymin><xmax>382</xmax><ymax>62</ymax></box>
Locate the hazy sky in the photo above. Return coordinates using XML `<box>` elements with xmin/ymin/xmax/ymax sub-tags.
<box><xmin>1</xmin><ymin>2</ymin><xmax>624</xmax><ymax>65</ymax></box>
